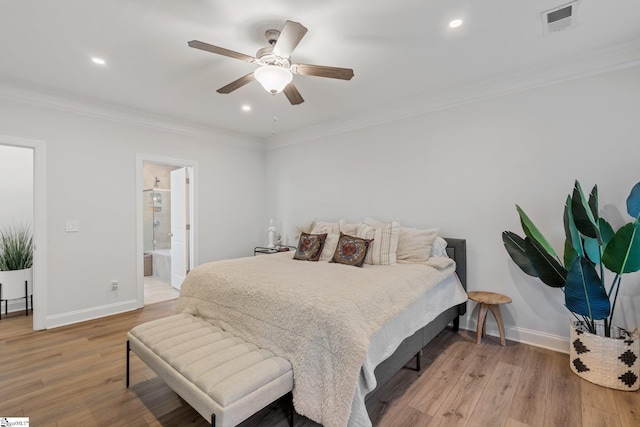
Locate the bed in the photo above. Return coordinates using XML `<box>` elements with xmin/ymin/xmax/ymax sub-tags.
<box><xmin>174</xmin><ymin>235</ymin><xmax>467</xmax><ymax>427</ymax></box>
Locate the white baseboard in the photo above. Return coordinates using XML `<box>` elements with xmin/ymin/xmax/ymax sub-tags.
<box><xmin>37</xmin><ymin>301</ymin><xmax>569</xmax><ymax>353</ymax></box>
<box><xmin>46</xmin><ymin>299</ymin><xmax>139</xmax><ymax>329</ymax></box>
<box><xmin>460</xmin><ymin>316</ymin><xmax>570</xmax><ymax>354</ymax></box>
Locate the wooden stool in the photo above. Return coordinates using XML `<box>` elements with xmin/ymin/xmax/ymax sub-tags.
<box><xmin>467</xmin><ymin>291</ymin><xmax>512</xmax><ymax>346</ymax></box>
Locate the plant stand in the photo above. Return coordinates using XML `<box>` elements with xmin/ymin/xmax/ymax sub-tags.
<box><xmin>570</xmin><ymin>321</ymin><xmax>639</xmax><ymax>391</ymax></box>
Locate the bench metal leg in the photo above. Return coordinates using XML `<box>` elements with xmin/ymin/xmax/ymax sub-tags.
<box><xmin>414</xmin><ymin>351</ymin><xmax>421</xmax><ymax>372</ymax></box>
<box><xmin>211</xmin><ymin>413</ymin><xmax>215</xmax><ymax>426</ymax></box>
<box><xmin>126</xmin><ymin>340</ymin><xmax>130</xmax><ymax>388</ymax></box>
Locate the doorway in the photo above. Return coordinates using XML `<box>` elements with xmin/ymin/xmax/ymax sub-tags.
<box><xmin>0</xmin><ymin>136</ymin><xmax>46</xmax><ymax>330</ymax></box>
<box><xmin>136</xmin><ymin>155</ymin><xmax>196</xmax><ymax>307</ymax></box>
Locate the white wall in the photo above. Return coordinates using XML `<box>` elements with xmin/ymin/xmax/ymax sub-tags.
<box><xmin>0</xmin><ymin>144</ymin><xmax>33</xmax><ymax>227</ymax></box>
<box><xmin>265</xmin><ymin>65</ymin><xmax>640</xmax><ymax>351</ymax></box>
<box><xmin>2</xmin><ymin>65</ymin><xmax>638</xmax><ymax>343</ymax></box>
<box><xmin>0</xmin><ymin>98</ymin><xmax>265</xmax><ymax>326</ymax></box>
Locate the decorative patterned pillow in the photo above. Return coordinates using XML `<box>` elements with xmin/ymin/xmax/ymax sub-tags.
<box><xmin>293</xmin><ymin>232</ymin><xmax>327</xmax><ymax>262</ymax></box>
<box><xmin>330</xmin><ymin>233</ymin><xmax>373</xmax><ymax>267</ymax></box>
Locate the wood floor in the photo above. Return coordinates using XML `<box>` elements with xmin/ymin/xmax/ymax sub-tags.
<box><xmin>1</xmin><ymin>301</ymin><xmax>638</xmax><ymax>427</ymax></box>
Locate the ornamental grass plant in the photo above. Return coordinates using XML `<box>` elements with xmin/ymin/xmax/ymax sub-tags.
<box><xmin>0</xmin><ymin>223</ymin><xmax>33</xmax><ymax>271</ymax></box>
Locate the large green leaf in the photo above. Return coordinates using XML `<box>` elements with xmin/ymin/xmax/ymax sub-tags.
<box><xmin>602</xmin><ymin>222</ymin><xmax>640</xmax><ymax>274</ymax></box>
<box><xmin>503</xmin><ymin>231</ymin><xmax>538</xmax><ymax>277</ymax></box>
<box><xmin>563</xmin><ymin>195</ymin><xmax>583</xmax><ymax>258</ymax></box>
<box><xmin>563</xmin><ymin>238</ymin><xmax>578</xmax><ymax>270</ymax></box>
<box><xmin>524</xmin><ymin>237</ymin><xmax>567</xmax><ymax>288</ymax></box>
<box><xmin>571</xmin><ymin>181</ymin><xmax>600</xmax><ymax>239</ymax></box>
<box><xmin>583</xmin><ymin>237</ymin><xmax>600</xmax><ymax>264</ymax></box>
<box><xmin>599</xmin><ymin>218</ymin><xmax>615</xmax><ymax>245</ymax></box>
<box><xmin>588</xmin><ymin>184</ymin><xmax>599</xmax><ymax>223</ymax></box>
<box><xmin>517</xmin><ymin>205</ymin><xmax>558</xmax><ymax>258</ymax></box>
<box><xmin>565</xmin><ymin>257</ymin><xmax>610</xmax><ymax>320</ymax></box>
<box><xmin>582</xmin><ymin>218</ymin><xmax>615</xmax><ymax>265</ymax></box>
<box><xmin>627</xmin><ymin>182</ymin><xmax>640</xmax><ymax>219</ymax></box>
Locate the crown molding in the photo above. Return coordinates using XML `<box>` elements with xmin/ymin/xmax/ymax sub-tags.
<box><xmin>0</xmin><ymin>76</ymin><xmax>264</xmax><ymax>151</ymax></box>
<box><xmin>2</xmin><ymin>38</ymin><xmax>639</xmax><ymax>152</ymax></box>
<box><xmin>264</xmin><ymin>39</ymin><xmax>640</xmax><ymax>150</ymax></box>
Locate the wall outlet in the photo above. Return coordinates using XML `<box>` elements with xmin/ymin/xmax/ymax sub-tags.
<box><xmin>111</xmin><ymin>280</ymin><xmax>118</xmax><ymax>290</ymax></box>
<box><xmin>65</xmin><ymin>220</ymin><xmax>80</xmax><ymax>232</ymax></box>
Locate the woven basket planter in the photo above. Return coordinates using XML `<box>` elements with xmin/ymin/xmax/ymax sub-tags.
<box><xmin>570</xmin><ymin>321</ymin><xmax>639</xmax><ymax>391</ymax></box>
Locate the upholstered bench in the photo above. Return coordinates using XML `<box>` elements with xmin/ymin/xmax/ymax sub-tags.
<box><xmin>126</xmin><ymin>313</ymin><xmax>294</xmax><ymax>427</ymax></box>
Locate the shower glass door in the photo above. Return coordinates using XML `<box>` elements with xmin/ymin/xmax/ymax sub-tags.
<box><xmin>143</xmin><ymin>189</ymin><xmax>172</xmax><ymax>252</ymax></box>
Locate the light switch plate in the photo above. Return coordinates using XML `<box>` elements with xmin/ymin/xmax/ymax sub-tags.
<box><xmin>66</xmin><ymin>220</ymin><xmax>80</xmax><ymax>232</ymax></box>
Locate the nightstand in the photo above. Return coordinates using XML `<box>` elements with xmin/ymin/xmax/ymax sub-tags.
<box><xmin>254</xmin><ymin>246</ymin><xmax>296</xmax><ymax>256</ymax></box>
<box><xmin>467</xmin><ymin>291</ymin><xmax>512</xmax><ymax>346</ymax></box>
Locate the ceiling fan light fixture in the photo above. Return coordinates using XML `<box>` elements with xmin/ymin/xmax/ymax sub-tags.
<box><xmin>254</xmin><ymin>65</ymin><xmax>293</xmax><ymax>94</ymax></box>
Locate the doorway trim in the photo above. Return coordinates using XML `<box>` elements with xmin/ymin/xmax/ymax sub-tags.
<box><xmin>0</xmin><ymin>135</ymin><xmax>47</xmax><ymax>330</ymax></box>
<box><xmin>135</xmin><ymin>154</ymin><xmax>198</xmax><ymax>307</ymax></box>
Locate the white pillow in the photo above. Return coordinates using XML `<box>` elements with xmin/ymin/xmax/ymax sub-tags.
<box><xmin>338</xmin><ymin>218</ymin><xmax>359</xmax><ymax>236</ymax></box>
<box><xmin>357</xmin><ymin>218</ymin><xmax>399</xmax><ymax>265</ymax></box>
<box><xmin>431</xmin><ymin>237</ymin><xmax>448</xmax><ymax>257</ymax></box>
<box><xmin>319</xmin><ymin>233</ymin><xmax>340</xmax><ymax>261</ymax></box>
<box><xmin>311</xmin><ymin>221</ymin><xmax>340</xmax><ymax>235</ymax></box>
<box><xmin>396</xmin><ymin>227</ymin><xmax>440</xmax><ymax>263</ymax></box>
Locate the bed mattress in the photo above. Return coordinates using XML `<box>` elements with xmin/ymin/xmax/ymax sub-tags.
<box><xmin>175</xmin><ymin>251</ymin><xmax>463</xmax><ymax>427</ymax></box>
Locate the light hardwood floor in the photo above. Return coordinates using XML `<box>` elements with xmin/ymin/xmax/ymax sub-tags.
<box><xmin>0</xmin><ymin>301</ymin><xmax>638</xmax><ymax>426</ymax></box>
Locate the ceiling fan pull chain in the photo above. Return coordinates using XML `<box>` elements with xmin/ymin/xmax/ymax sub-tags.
<box><xmin>272</xmin><ymin>93</ymin><xmax>278</xmax><ymax>136</ymax></box>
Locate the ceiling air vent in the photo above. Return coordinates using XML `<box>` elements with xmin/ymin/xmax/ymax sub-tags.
<box><xmin>542</xmin><ymin>1</ymin><xmax>578</xmax><ymax>35</ymax></box>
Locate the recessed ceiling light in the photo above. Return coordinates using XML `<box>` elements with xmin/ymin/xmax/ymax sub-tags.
<box><xmin>449</xmin><ymin>19</ymin><xmax>463</xmax><ymax>28</ymax></box>
<box><xmin>92</xmin><ymin>57</ymin><xmax>106</xmax><ymax>65</ymax></box>
<box><xmin>242</xmin><ymin>105</ymin><xmax>251</xmax><ymax>112</ymax></box>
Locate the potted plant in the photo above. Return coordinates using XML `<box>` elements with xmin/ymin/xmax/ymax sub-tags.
<box><xmin>0</xmin><ymin>223</ymin><xmax>33</xmax><ymax>317</ymax></box>
<box><xmin>502</xmin><ymin>180</ymin><xmax>640</xmax><ymax>390</ymax></box>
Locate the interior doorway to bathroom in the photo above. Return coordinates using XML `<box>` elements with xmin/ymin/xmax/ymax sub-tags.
<box><xmin>138</xmin><ymin>157</ymin><xmax>196</xmax><ymax>306</ymax></box>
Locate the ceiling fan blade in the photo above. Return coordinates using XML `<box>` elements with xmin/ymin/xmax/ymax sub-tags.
<box><xmin>217</xmin><ymin>73</ymin><xmax>256</xmax><ymax>94</ymax></box>
<box><xmin>292</xmin><ymin>63</ymin><xmax>354</xmax><ymax>80</ymax></box>
<box><xmin>188</xmin><ymin>40</ymin><xmax>255</xmax><ymax>63</ymax></box>
<box><xmin>272</xmin><ymin>21</ymin><xmax>308</xmax><ymax>58</ymax></box>
<box><xmin>283</xmin><ymin>83</ymin><xmax>304</xmax><ymax>105</ymax></box>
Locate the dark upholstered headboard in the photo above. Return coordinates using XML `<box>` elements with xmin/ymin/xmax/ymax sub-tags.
<box><xmin>443</xmin><ymin>237</ymin><xmax>467</xmax><ymax>316</ymax></box>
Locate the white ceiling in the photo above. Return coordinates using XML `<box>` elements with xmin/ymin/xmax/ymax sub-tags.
<box><xmin>1</xmin><ymin>0</ymin><xmax>639</xmax><ymax>140</ymax></box>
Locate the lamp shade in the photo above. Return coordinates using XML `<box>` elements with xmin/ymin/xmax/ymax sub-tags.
<box><xmin>254</xmin><ymin>65</ymin><xmax>293</xmax><ymax>94</ymax></box>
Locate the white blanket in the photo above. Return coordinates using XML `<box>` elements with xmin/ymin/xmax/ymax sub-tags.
<box><xmin>175</xmin><ymin>252</ymin><xmax>457</xmax><ymax>427</ymax></box>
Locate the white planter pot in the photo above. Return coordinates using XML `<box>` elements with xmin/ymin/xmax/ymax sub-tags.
<box><xmin>0</xmin><ymin>268</ymin><xmax>33</xmax><ymax>314</ymax></box>
<box><xmin>570</xmin><ymin>320</ymin><xmax>640</xmax><ymax>391</ymax></box>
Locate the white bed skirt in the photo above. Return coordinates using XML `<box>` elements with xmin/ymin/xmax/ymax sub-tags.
<box><xmin>348</xmin><ymin>274</ymin><xmax>467</xmax><ymax>427</ymax></box>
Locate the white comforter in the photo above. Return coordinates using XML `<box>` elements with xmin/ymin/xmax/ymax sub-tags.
<box><xmin>175</xmin><ymin>252</ymin><xmax>458</xmax><ymax>427</ymax></box>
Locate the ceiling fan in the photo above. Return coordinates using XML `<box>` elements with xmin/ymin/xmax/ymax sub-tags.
<box><xmin>188</xmin><ymin>20</ymin><xmax>354</xmax><ymax>105</ymax></box>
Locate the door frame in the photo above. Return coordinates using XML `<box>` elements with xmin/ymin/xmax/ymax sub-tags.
<box><xmin>135</xmin><ymin>154</ymin><xmax>197</xmax><ymax>307</ymax></box>
<box><xmin>0</xmin><ymin>135</ymin><xmax>47</xmax><ymax>330</ymax></box>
